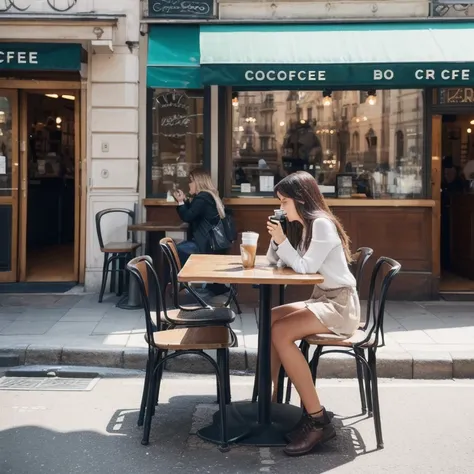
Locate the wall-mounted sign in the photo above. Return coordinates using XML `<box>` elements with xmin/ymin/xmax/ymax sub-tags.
<box><xmin>0</xmin><ymin>43</ymin><xmax>81</xmax><ymax>71</ymax></box>
<box><xmin>148</xmin><ymin>0</ymin><xmax>215</xmax><ymax>18</ymax></box>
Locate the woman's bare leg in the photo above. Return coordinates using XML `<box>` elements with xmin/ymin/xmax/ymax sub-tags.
<box><xmin>270</xmin><ymin>302</ymin><xmax>306</xmax><ymax>401</ymax></box>
<box><xmin>272</xmin><ymin>309</ymin><xmax>331</xmax><ymax>413</ymax></box>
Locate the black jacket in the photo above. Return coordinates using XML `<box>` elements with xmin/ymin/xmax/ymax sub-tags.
<box><xmin>177</xmin><ymin>191</ymin><xmax>222</xmax><ymax>253</ymax></box>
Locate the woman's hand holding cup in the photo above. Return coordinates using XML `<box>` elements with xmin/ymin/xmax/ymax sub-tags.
<box><xmin>267</xmin><ymin>219</ymin><xmax>286</xmax><ymax>245</ymax></box>
<box><xmin>173</xmin><ymin>189</ymin><xmax>186</xmax><ymax>203</ymax></box>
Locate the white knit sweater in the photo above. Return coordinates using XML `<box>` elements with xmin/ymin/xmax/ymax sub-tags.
<box><xmin>266</xmin><ymin>217</ymin><xmax>356</xmax><ymax>290</ymax></box>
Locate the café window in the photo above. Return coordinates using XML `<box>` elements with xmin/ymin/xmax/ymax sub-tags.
<box><xmin>147</xmin><ymin>89</ymin><xmax>205</xmax><ymax>198</ymax></box>
<box><xmin>230</xmin><ymin>89</ymin><xmax>425</xmax><ymax>199</ymax></box>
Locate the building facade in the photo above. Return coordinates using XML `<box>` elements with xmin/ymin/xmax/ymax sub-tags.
<box><xmin>0</xmin><ymin>0</ymin><xmax>140</xmax><ymax>290</ymax></box>
<box><xmin>139</xmin><ymin>0</ymin><xmax>474</xmax><ymax>301</ymax></box>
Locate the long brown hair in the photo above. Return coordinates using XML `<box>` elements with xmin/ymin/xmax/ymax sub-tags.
<box><xmin>189</xmin><ymin>169</ymin><xmax>226</xmax><ymax>218</ymax></box>
<box><xmin>274</xmin><ymin>171</ymin><xmax>352</xmax><ymax>262</ymax></box>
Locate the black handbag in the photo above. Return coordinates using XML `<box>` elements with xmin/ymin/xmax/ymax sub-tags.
<box><xmin>207</xmin><ymin>215</ymin><xmax>234</xmax><ymax>251</ymax></box>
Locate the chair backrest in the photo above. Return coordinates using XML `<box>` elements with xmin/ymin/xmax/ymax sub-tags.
<box><xmin>161</xmin><ymin>237</ymin><xmax>182</xmax><ymax>271</ymax></box>
<box><xmin>351</xmin><ymin>247</ymin><xmax>374</xmax><ymax>293</ymax></box>
<box><xmin>357</xmin><ymin>256</ymin><xmax>401</xmax><ymax>349</ymax></box>
<box><xmin>160</xmin><ymin>238</ymin><xmax>182</xmax><ymax>309</ymax></box>
<box><xmin>95</xmin><ymin>208</ymin><xmax>135</xmax><ymax>250</ymax></box>
<box><xmin>126</xmin><ymin>255</ymin><xmax>164</xmax><ymax>344</ymax></box>
<box><xmin>160</xmin><ymin>237</ymin><xmax>210</xmax><ymax>310</ymax></box>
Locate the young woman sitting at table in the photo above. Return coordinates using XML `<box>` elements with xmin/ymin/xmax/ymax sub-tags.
<box><xmin>266</xmin><ymin>171</ymin><xmax>360</xmax><ymax>457</ymax></box>
<box><xmin>172</xmin><ymin>169</ymin><xmax>229</xmax><ymax>297</ymax></box>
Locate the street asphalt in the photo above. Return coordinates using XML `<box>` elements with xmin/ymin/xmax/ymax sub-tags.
<box><xmin>0</xmin><ymin>369</ymin><xmax>473</xmax><ymax>474</ymax></box>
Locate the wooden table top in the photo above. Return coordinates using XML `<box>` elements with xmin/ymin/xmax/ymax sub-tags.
<box><xmin>178</xmin><ymin>255</ymin><xmax>324</xmax><ymax>285</ymax></box>
<box><xmin>128</xmin><ymin>222</ymin><xmax>189</xmax><ymax>232</ymax></box>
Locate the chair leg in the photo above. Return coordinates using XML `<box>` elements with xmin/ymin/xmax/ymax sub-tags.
<box><xmin>110</xmin><ymin>254</ymin><xmax>117</xmax><ymax>293</ymax></box>
<box><xmin>276</xmin><ymin>366</ymin><xmax>285</xmax><ymax>404</ymax></box>
<box><xmin>311</xmin><ymin>346</ymin><xmax>323</xmax><ymax>384</ymax></box>
<box><xmin>154</xmin><ymin>349</ymin><xmax>166</xmax><ymax>407</ymax></box>
<box><xmin>354</xmin><ymin>348</ymin><xmax>367</xmax><ymax>414</ymax></box>
<box><xmin>98</xmin><ymin>253</ymin><xmax>109</xmax><ymax>303</ymax></box>
<box><xmin>251</xmin><ymin>357</ymin><xmax>259</xmax><ymax>403</ymax></box>
<box><xmin>368</xmin><ymin>348</ymin><xmax>384</xmax><ymax>449</ymax></box>
<box><xmin>216</xmin><ymin>348</ymin><xmax>229</xmax><ymax>452</ymax></box>
<box><xmin>231</xmin><ymin>291</ymin><xmax>242</xmax><ymax>315</ymax></box>
<box><xmin>362</xmin><ymin>351</ymin><xmax>373</xmax><ymax>416</ymax></box>
<box><xmin>141</xmin><ymin>352</ymin><xmax>161</xmax><ymax>446</ymax></box>
<box><xmin>285</xmin><ymin>340</ymin><xmax>308</xmax><ymax>404</ymax></box>
<box><xmin>117</xmin><ymin>256</ymin><xmax>125</xmax><ymax>297</ymax></box>
<box><xmin>137</xmin><ymin>351</ymin><xmax>153</xmax><ymax>427</ymax></box>
<box><xmin>224</xmin><ymin>348</ymin><xmax>231</xmax><ymax>404</ymax></box>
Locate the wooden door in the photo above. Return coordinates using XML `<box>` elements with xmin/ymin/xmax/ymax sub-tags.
<box><xmin>431</xmin><ymin>114</ymin><xmax>442</xmax><ymax>283</ymax></box>
<box><xmin>0</xmin><ymin>90</ymin><xmax>19</xmax><ymax>282</ymax></box>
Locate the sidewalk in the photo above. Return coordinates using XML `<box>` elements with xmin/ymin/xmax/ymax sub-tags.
<box><xmin>0</xmin><ymin>293</ymin><xmax>473</xmax><ymax>378</ymax></box>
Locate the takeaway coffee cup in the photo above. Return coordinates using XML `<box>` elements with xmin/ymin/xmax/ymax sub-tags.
<box><xmin>269</xmin><ymin>209</ymin><xmax>287</xmax><ymax>233</ymax></box>
<box><xmin>240</xmin><ymin>232</ymin><xmax>259</xmax><ymax>268</ymax></box>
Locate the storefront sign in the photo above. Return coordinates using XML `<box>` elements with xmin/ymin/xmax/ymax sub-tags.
<box><xmin>0</xmin><ymin>43</ymin><xmax>81</xmax><ymax>71</ymax></box>
<box><xmin>438</xmin><ymin>88</ymin><xmax>474</xmax><ymax>104</ymax></box>
<box><xmin>201</xmin><ymin>64</ymin><xmax>474</xmax><ymax>87</ymax></box>
<box><xmin>148</xmin><ymin>0</ymin><xmax>214</xmax><ymax>18</ymax></box>
<box><xmin>155</xmin><ymin>91</ymin><xmax>192</xmax><ymax>139</ymax></box>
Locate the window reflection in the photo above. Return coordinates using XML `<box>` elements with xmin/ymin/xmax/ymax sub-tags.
<box><xmin>231</xmin><ymin>89</ymin><xmax>424</xmax><ymax>198</ymax></box>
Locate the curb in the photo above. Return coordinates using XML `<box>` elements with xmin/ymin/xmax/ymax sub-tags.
<box><xmin>1</xmin><ymin>345</ymin><xmax>474</xmax><ymax>378</ymax></box>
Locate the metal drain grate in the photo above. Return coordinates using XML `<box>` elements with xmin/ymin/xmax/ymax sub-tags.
<box><xmin>0</xmin><ymin>376</ymin><xmax>99</xmax><ymax>391</ymax></box>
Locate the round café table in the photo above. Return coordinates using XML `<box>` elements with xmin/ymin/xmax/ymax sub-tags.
<box><xmin>178</xmin><ymin>254</ymin><xmax>324</xmax><ymax>447</ymax></box>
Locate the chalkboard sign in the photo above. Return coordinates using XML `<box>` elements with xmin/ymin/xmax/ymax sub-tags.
<box><xmin>148</xmin><ymin>0</ymin><xmax>215</xmax><ymax>18</ymax></box>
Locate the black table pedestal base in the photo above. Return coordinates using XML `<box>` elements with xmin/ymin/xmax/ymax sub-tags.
<box><xmin>197</xmin><ymin>402</ymin><xmax>303</xmax><ymax>447</ymax></box>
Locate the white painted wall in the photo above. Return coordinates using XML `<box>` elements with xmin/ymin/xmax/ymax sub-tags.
<box><xmin>217</xmin><ymin>0</ymin><xmax>430</xmax><ymax>20</ymax></box>
<box><xmin>0</xmin><ymin>0</ymin><xmax>141</xmax><ymax>290</ymax></box>
<box><xmin>85</xmin><ymin>0</ymin><xmax>140</xmax><ymax>291</ymax></box>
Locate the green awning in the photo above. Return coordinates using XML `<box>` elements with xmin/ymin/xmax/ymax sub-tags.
<box><xmin>147</xmin><ymin>25</ymin><xmax>201</xmax><ymax>88</ymax></box>
<box><xmin>200</xmin><ymin>23</ymin><xmax>474</xmax><ymax>87</ymax></box>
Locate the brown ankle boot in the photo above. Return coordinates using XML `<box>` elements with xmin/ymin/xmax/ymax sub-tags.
<box><xmin>285</xmin><ymin>407</ymin><xmax>332</xmax><ymax>443</ymax></box>
<box><xmin>283</xmin><ymin>409</ymin><xmax>336</xmax><ymax>457</ymax></box>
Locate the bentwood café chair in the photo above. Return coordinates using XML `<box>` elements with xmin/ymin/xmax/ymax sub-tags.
<box><xmin>95</xmin><ymin>208</ymin><xmax>141</xmax><ymax>303</ymax></box>
<box><xmin>126</xmin><ymin>255</ymin><xmax>234</xmax><ymax>450</ymax></box>
<box><xmin>160</xmin><ymin>237</ymin><xmax>242</xmax><ymax>314</ymax></box>
<box><xmin>301</xmin><ymin>257</ymin><xmax>401</xmax><ymax>449</ymax></box>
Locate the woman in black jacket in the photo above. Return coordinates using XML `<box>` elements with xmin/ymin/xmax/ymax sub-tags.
<box><xmin>173</xmin><ymin>169</ymin><xmax>229</xmax><ymax>296</ymax></box>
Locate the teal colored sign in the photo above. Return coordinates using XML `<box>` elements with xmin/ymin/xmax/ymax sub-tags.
<box><xmin>201</xmin><ymin>63</ymin><xmax>474</xmax><ymax>87</ymax></box>
<box><xmin>0</xmin><ymin>43</ymin><xmax>81</xmax><ymax>71</ymax></box>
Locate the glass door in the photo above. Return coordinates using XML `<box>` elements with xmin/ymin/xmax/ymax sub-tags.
<box><xmin>0</xmin><ymin>90</ymin><xmax>19</xmax><ymax>282</ymax></box>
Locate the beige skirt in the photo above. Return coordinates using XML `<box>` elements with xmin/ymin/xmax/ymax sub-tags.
<box><xmin>305</xmin><ymin>286</ymin><xmax>360</xmax><ymax>338</ymax></box>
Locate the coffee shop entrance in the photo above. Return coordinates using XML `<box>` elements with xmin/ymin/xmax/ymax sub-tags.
<box><xmin>433</xmin><ymin>90</ymin><xmax>474</xmax><ymax>295</ymax></box>
<box><xmin>0</xmin><ymin>43</ymin><xmax>83</xmax><ymax>285</ymax></box>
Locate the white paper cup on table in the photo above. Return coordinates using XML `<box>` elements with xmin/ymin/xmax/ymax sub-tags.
<box><xmin>240</xmin><ymin>232</ymin><xmax>259</xmax><ymax>268</ymax></box>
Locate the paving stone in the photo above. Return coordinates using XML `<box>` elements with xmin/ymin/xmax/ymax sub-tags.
<box><xmin>451</xmin><ymin>352</ymin><xmax>474</xmax><ymax>378</ymax></box>
<box><xmin>0</xmin><ymin>320</ymin><xmax>57</xmax><ymax>336</ymax></box>
<box><xmin>412</xmin><ymin>351</ymin><xmax>453</xmax><ymax>379</ymax></box>
<box><xmin>46</xmin><ymin>321</ymin><xmax>100</xmax><ymax>337</ymax></box>
<box><xmin>60</xmin><ymin>309</ymin><xmax>107</xmax><ymax>322</ymax></box>
<box><xmin>61</xmin><ymin>347</ymin><xmax>123</xmax><ymax>368</ymax></box>
<box><xmin>377</xmin><ymin>351</ymin><xmax>413</xmax><ymax>378</ymax></box>
<box><xmin>0</xmin><ymin>344</ymin><xmax>28</xmax><ymax>365</ymax></box>
<box><xmin>14</xmin><ymin>309</ymin><xmax>68</xmax><ymax>322</ymax></box>
<box><xmin>25</xmin><ymin>345</ymin><xmax>62</xmax><ymax>365</ymax></box>
<box><xmin>123</xmin><ymin>349</ymin><xmax>147</xmax><ymax>370</ymax></box>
